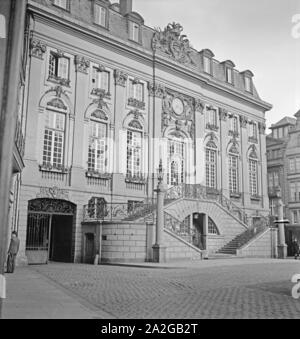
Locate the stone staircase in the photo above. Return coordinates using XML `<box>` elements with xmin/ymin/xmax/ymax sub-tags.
<box><xmin>217</xmin><ymin>225</ymin><xmax>268</xmax><ymax>255</ymax></box>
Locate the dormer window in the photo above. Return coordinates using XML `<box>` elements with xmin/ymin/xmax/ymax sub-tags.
<box><xmin>200</xmin><ymin>49</ymin><xmax>214</xmax><ymax>76</ymax></box>
<box><xmin>94</xmin><ymin>4</ymin><xmax>108</xmax><ymax>28</ymax></box>
<box><xmin>245</xmin><ymin>77</ymin><xmax>252</xmax><ymax>92</ymax></box>
<box><xmin>53</xmin><ymin>0</ymin><xmax>69</xmax><ymax>10</ymax></box>
<box><xmin>226</xmin><ymin>68</ymin><xmax>233</xmax><ymax>84</ymax></box>
<box><xmin>221</xmin><ymin>60</ymin><xmax>235</xmax><ymax>85</ymax></box>
<box><xmin>129</xmin><ymin>21</ymin><xmax>140</xmax><ymax>43</ymax></box>
<box><xmin>204</xmin><ymin>56</ymin><xmax>211</xmax><ymax>74</ymax></box>
<box><xmin>241</xmin><ymin>70</ymin><xmax>254</xmax><ymax>94</ymax></box>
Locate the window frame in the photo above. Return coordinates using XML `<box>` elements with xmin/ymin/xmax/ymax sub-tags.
<box><xmin>94</xmin><ymin>3</ymin><xmax>109</xmax><ymax>29</ymax></box>
<box><xmin>126</xmin><ymin>125</ymin><xmax>144</xmax><ymax>180</ymax></box>
<box><xmin>42</xmin><ymin>110</ymin><xmax>66</xmax><ymax>171</ymax></box>
<box><xmin>229</xmin><ymin>153</ymin><xmax>239</xmax><ymax>195</ymax></box>
<box><xmin>206</xmin><ymin>144</ymin><xmax>217</xmax><ymax>189</ymax></box>
<box><xmin>91</xmin><ymin>66</ymin><xmax>110</xmax><ymax>94</ymax></box>
<box><xmin>249</xmin><ymin>158</ymin><xmax>258</xmax><ymax>197</ymax></box>
<box><xmin>128</xmin><ymin>20</ymin><xmax>141</xmax><ymax>44</ymax></box>
<box><xmin>52</xmin><ymin>0</ymin><xmax>70</xmax><ymax>11</ymax></box>
<box><xmin>48</xmin><ymin>51</ymin><xmax>70</xmax><ymax>85</ymax></box>
<box><xmin>87</xmin><ymin>118</ymin><xmax>108</xmax><ymax>175</ymax></box>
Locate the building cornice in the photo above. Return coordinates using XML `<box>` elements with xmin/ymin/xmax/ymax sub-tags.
<box><xmin>27</xmin><ymin>1</ymin><xmax>272</xmax><ymax>112</ymax></box>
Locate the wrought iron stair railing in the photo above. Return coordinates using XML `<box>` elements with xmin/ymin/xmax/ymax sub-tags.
<box><xmin>164</xmin><ymin>184</ymin><xmax>249</xmax><ymax>226</ymax></box>
<box><xmin>83</xmin><ymin>198</ymin><xmax>157</xmax><ymax>222</ymax></box>
<box><xmin>164</xmin><ymin>212</ymin><xmax>203</xmax><ymax>250</ymax></box>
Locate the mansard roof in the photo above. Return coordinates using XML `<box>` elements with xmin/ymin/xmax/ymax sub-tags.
<box><xmin>270</xmin><ymin>116</ymin><xmax>296</xmax><ymax>129</ymax></box>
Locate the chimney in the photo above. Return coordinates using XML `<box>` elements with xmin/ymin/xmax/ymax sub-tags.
<box><xmin>120</xmin><ymin>0</ymin><xmax>132</xmax><ymax>16</ymax></box>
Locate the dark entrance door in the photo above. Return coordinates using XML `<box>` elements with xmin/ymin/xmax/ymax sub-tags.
<box><xmin>26</xmin><ymin>199</ymin><xmax>76</xmax><ymax>265</ymax></box>
<box><xmin>49</xmin><ymin>215</ymin><xmax>73</xmax><ymax>263</ymax></box>
<box><xmin>193</xmin><ymin>213</ymin><xmax>205</xmax><ymax>250</ymax></box>
<box><xmin>84</xmin><ymin>233</ymin><xmax>95</xmax><ymax>264</ymax></box>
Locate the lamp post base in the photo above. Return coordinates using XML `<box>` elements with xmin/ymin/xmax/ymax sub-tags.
<box><xmin>277</xmin><ymin>244</ymin><xmax>287</xmax><ymax>259</ymax></box>
<box><xmin>152</xmin><ymin>244</ymin><xmax>166</xmax><ymax>263</ymax></box>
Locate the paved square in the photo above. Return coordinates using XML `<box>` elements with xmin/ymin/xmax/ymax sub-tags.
<box><xmin>4</xmin><ymin>258</ymin><xmax>299</xmax><ymax>319</ymax></box>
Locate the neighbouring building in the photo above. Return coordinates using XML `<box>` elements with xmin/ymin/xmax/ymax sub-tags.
<box><xmin>17</xmin><ymin>0</ymin><xmax>272</xmax><ymax>265</ymax></box>
<box><xmin>267</xmin><ymin>111</ymin><xmax>300</xmax><ymax>256</ymax></box>
<box><xmin>0</xmin><ymin>1</ymin><xmax>27</xmax><ymax>266</ymax></box>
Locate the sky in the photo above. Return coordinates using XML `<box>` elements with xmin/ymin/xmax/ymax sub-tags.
<box><xmin>132</xmin><ymin>0</ymin><xmax>300</xmax><ymax>132</ymax></box>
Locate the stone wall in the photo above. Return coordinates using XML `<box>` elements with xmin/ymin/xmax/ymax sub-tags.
<box><xmin>101</xmin><ymin>222</ymin><xmax>151</xmax><ymax>263</ymax></box>
<box><xmin>164</xmin><ymin>229</ymin><xmax>202</xmax><ymax>261</ymax></box>
<box><xmin>236</xmin><ymin>228</ymin><xmax>278</xmax><ymax>258</ymax></box>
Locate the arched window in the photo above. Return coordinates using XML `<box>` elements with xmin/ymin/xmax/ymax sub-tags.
<box><xmin>249</xmin><ymin>147</ymin><xmax>258</xmax><ymax>196</ymax></box>
<box><xmin>42</xmin><ymin>110</ymin><xmax>66</xmax><ymax>169</ymax></box>
<box><xmin>206</xmin><ymin>141</ymin><xmax>217</xmax><ymax>189</ymax></box>
<box><xmin>167</xmin><ymin>136</ymin><xmax>184</xmax><ymax>187</ymax></box>
<box><xmin>126</xmin><ymin>119</ymin><xmax>143</xmax><ymax>179</ymax></box>
<box><xmin>88</xmin><ymin>110</ymin><xmax>108</xmax><ymax>174</ymax></box>
<box><xmin>228</xmin><ymin>144</ymin><xmax>239</xmax><ymax>194</ymax></box>
<box><xmin>208</xmin><ymin>217</ymin><xmax>220</xmax><ymax>235</ymax></box>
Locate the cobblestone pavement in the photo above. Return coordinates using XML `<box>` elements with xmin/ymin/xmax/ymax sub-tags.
<box><xmin>28</xmin><ymin>258</ymin><xmax>300</xmax><ymax>319</ymax></box>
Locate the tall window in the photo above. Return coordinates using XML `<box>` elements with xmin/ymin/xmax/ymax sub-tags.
<box><xmin>129</xmin><ymin>21</ymin><xmax>140</xmax><ymax>42</ymax></box>
<box><xmin>230</xmin><ymin>116</ymin><xmax>238</xmax><ymax>133</ymax></box>
<box><xmin>206</xmin><ymin>108</ymin><xmax>217</xmax><ymax>127</ymax></box>
<box><xmin>49</xmin><ymin>52</ymin><xmax>69</xmax><ymax>80</ymax></box>
<box><xmin>249</xmin><ymin>122</ymin><xmax>258</xmax><ymax>140</ymax></box>
<box><xmin>167</xmin><ymin>138</ymin><xmax>184</xmax><ymax>186</ymax></box>
<box><xmin>229</xmin><ymin>154</ymin><xmax>239</xmax><ymax>194</ymax></box>
<box><xmin>94</xmin><ymin>4</ymin><xmax>107</xmax><ymax>27</ymax></box>
<box><xmin>92</xmin><ymin>67</ymin><xmax>110</xmax><ymax>93</ymax></box>
<box><xmin>127</xmin><ymin>129</ymin><xmax>142</xmax><ymax>177</ymax></box>
<box><xmin>88</xmin><ymin>120</ymin><xmax>107</xmax><ymax>173</ymax></box>
<box><xmin>53</xmin><ymin>0</ymin><xmax>68</xmax><ymax>9</ymax></box>
<box><xmin>290</xmin><ymin>183</ymin><xmax>296</xmax><ymax>201</ymax></box>
<box><xmin>206</xmin><ymin>143</ymin><xmax>217</xmax><ymax>189</ymax></box>
<box><xmin>129</xmin><ymin>80</ymin><xmax>144</xmax><ymax>101</ymax></box>
<box><xmin>249</xmin><ymin>159</ymin><xmax>258</xmax><ymax>196</ymax></box>
<box><xmin>292</xmin><ymin>210</ymin><xmax>299</xmax><ymax>224</ymax></box>
<box><xmin>290</xmin><ymin>158</ymin><xmax>295</xmax><ymax>173</ymax></box>
<box><xmin>43</xmin><ymin>111</ymin><xmax>65</xmax><ymax>168</ymax></box>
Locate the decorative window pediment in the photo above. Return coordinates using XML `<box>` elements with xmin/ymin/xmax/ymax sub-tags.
<box><xmin>206</xmin><ymin>140</ymin><xmax>217</xmax><ymax>149</ymax></box>
<box><xmin>128</xmin><ymin>119</ymin><xmax>143</xmax><ymax>130</ymax></box>
<box><xmin>91</xmin><ymin>109</ymin><xmax>108</xmax><ymax>121</ymax></box>
<box><xmin>249</xmin><ymin>145</ymin><xmax>258</xmax><ymax>159</ymax></box>
<box><xmin>47</xmin><ymin>98</ymin><xmax>67</xmax><ymax>111</ymax></box>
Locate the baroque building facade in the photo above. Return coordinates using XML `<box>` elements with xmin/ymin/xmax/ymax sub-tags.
<box><xmin>267</xmin><ymin>112</ymin><xmax>300</xmax><ymax>256</ymax></box>
<box><xmin>18</xmin><ymin>0</ymin><xmax>272</xmax><ymax>264</ymax></box>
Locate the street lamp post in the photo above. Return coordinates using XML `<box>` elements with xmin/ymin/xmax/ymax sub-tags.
<box><xmin>152</xmin><ymin>159</ymin><xmax>167</xmax><ymax>263</ymax></box>
<box><xmin>274</xmin><ymin>188</ymin><xmax>289</xmax><ymax>259</ymax></box>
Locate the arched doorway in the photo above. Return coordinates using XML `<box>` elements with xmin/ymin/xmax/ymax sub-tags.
<box><xmin>25</xmin><ymin>199</ymin><xmax>76</xmax><ymax>264</ymax></box>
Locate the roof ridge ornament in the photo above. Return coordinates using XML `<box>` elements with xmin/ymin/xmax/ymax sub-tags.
<box><xmin>153</xmin><ymin>22</ymin><xmax>195</xmax><ymax>66</ymax></box>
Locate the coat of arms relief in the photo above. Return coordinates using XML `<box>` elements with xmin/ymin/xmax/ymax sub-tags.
<box><xmin>153</xmin><ymin>22</ymin><xmax>195</xmax><ymax>66</ymax></box>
